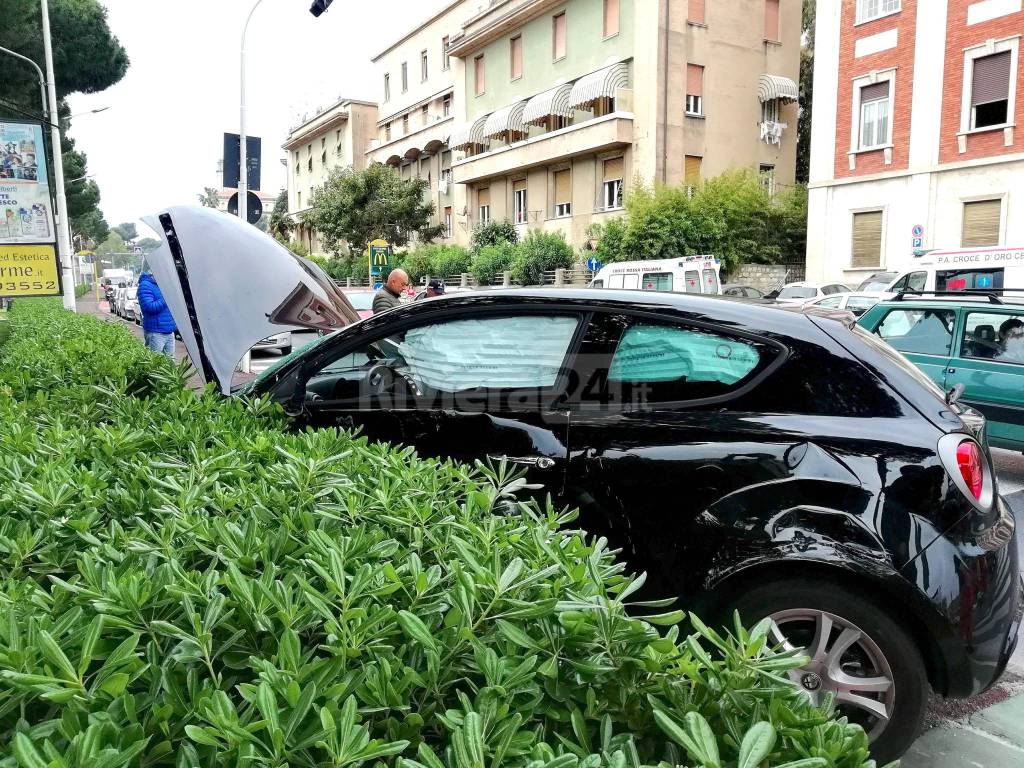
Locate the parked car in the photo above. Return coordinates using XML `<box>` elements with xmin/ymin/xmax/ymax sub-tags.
<box><xmin>774</xmin><ymin>281</ymin><xmax>851</xmax><ymax>304</ymax></box>
<box><xmin>252</xmin><ymin>331</ymin><xmax>292</xmax><ymax>356</ymax></box>
<box><xmin>112</xmin><ymin>286</ymin><xmax>129</xmax><ymax>317</ymax></box>
<box><xmin>121</xmin><ymin>286</ymin><xmax>140</xmax><ymax>322</ymax></box>
<box><xmin>591</xmin><ymin>256</ymin><xmax>722</xmax><ymax>295</ymax></box>
<box><xmin>858</xmin><ymin>293</ymin><xmax>1024</xmax><ymax>452</ymax></box>
<box><xmin>721</xmin><ymin>283</ymin><xmax>766</xmax><ymax>299</ymax></box>
<box><xmin>856</xmin><ymin>271</ymin><xmax>899</xmax><ymax>292</ymax></box>
<box><xmin>143</xmin><ymin>206</ymin><xmax>1022</xmax><ymax>761</ymax></box>
<box><xmin>885</xmin><ymin>246</ymin><xmax>1024</xmax><ymax>298</ymax></box>
<box><xmin>802</xmin><ymin>291</ymin><xmax>884</xmax><ymax>317</ymax></box>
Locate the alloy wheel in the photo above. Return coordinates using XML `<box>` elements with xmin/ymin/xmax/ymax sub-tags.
<box><xmin>769</xmin><ymin>609</ymin><xmax>895</xmax><ymax>740</ymax></box>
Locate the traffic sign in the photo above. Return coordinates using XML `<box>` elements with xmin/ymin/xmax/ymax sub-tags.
<box><xmin>373</xmin><ymin>282</ymin><xmax>382</xmax><ymax>290</ymax></box>
<box><xmin>227</xmin><ymin>191</ymin><xmax>264</xmax><ymax>224</ymax></box>
<box><xmin>912</xmin><ymin>224</ymin><xmax>924</xmax><ymax>237</ymax></box>
<box><xmin>912</xmin><ymin>237</ymin><xmax>923</xmax><ymax>249</ymax></box>
<box><xmin>586</xmin><ymin>257</ymin><xmax>602</xmax><ymax>272</ymax></box>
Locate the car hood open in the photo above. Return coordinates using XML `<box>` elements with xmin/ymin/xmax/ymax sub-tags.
<box><xmin>141</xmin><ymin>206</ymin><xmax>359</xmax><ymax>393</ymax></box>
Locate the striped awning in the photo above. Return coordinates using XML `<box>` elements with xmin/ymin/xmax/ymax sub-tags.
<box><xmin>567</xmin><ymin>62</ymin><xmax>630</xmax><ymax>110</ymax></box>
<box><xmin>482</xmin><ymin>101</ymin><xmax>527</xmax><ymax>139</ymax></box>
<box><xmin>448</xmin><ymin>114</ymin><xmax>490</xmax><ymax>150</ymax></box>
<box><xmin>758</xmin><ymin>74</ymin><xmax>799</xmax><ymax>103</ymax></box>
<box><xmin>522</xmin><ymin>83</ymin><xmax>574</xmax><ymax>125</ymax></box>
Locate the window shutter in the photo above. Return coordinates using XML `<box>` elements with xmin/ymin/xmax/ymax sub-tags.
<box><xmin>513</xmin><ymin>178</ymin><xmax>526</xmax><ymax>193</ymax></box>
<box><xmin>860</xmin><ymin>80</ymin><xmax>889</xmax><ymax>102</ymax></box>
<box><xmin>554</xmin><ymin>170</ymin><xmax>571</xmax><ymax>203</ymax></box>
<box><xmin>687</xmin><ymin>64</ymin><xmax>704</xmax><ymax>96</ymax></box>
<box><xmin>604</xmin><ymin>0</ymin><xmax>620</xmax><ymax>36</ymax></box>
<box><xmin>961</xmin><ymin>199</ymin><xmax>1002</xmax><ymax>247</ymax></box>
<box><xmin>604</xmin><ymin>157</ymin><xmax>624</xmax><ymax>181</ymax></box>
<box><xmin>553</xmin><ymin>13</ymin><xmax>567</xmax><ymax>59</ymax></box>
<box><xmin>851</xmin><ymin>211</ymin><xmax>883</xmax><ymax>268</ymax></box>
<box><xmin>689</xmin><ymin>0</ymin><xmax>705</xmax><ymax>24</ymax></box>
<box><xmin>972</xmin><ymin>51</ymin><xmax>1011</xmax><ymax>106</ymax></box>
<box><xmin>475</xmin><ymin>56</ymin><xmax>486</xmax><ymax>95</ymax></box>
<box><xmin>511</xmin><ymin>36</ymin><xmax>523</xmax><ymax>79</ymax></box>
<box><xmin>479</xmin><ymin>188</ymin><xmax>490</xmax><ymax>207</ymax></box>
<box><xmin>764</xmin><ymin>0</ymin><xmax>780</xmax><ymax>41</ymax></box>
<box><xmin>685</xmin><ymin>155</ymin><xmax>702</xmax><ymax>186</ymax></box>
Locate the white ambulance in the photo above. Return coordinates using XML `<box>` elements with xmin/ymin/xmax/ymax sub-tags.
<box><xmin>886</xmin><ymin>246</ymin><xmax>1024</xmax><ymax>296</ymax></box>
<box><xmin>590</xmin><ymin>256</ymin><xmax>722</xmax><ymax>295</ymax></box>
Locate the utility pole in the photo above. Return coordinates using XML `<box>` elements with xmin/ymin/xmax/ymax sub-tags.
<box><xmin>239</xmin><ymin>0</ymin><xmax>267</xmax><ymax>229</ymax></box>
<box><xmin>40</xmin><ymin>0</ymin><xmax>76</xmax><ymax>311</ymax></box>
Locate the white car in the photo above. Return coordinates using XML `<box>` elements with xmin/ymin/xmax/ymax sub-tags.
<box><xmin>801</xmin><ymin>291</ymin><xmax>885</xmax><ymax>317</ymax></box>
<box><xmin>773</xmin><ymin>281</ymin><xmax>851</xmax><ymax>305</ymax></box>
<box><xmin>253</xmin><ymin>331</ymin><xmax>293</xmax><ymax>356</ymax></box>
<box><xmin>112</xmin><ymin>286</ymin><xmax>129</xmax><ymax>316</ymax></box>
<box><xmin>122</xmin><ymin>287</ymin><xmax>140</xmax><ymax>322</ymax></box>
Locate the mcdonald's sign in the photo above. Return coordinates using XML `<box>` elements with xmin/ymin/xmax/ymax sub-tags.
<box><xmin>367</xmin><ymin>239</ymin><xmax>392</xmax><ymax>277</ymax></box>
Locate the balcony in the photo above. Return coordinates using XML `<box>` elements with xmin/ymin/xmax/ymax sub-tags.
<box><xmin>367</xmin><ymin>114</ymin><xmax>455</xmax><ymax>166</ymax></box>
<box><xmin>453</xmin><ymin>112</ymin><xmax>633</xmax><ymax>183</ymax></box>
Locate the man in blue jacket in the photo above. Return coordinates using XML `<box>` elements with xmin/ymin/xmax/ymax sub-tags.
<box><xmin>137</xmin><ymin>272</ymin><xmax>177</xmax><ymax>358</ymax></box>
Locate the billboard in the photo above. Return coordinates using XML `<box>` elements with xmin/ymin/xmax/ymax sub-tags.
<box><xmin>0</xmin><ymin>121</ymin><xmax>55</xmax><ymax>244</ymax></box>
<box><xmin>0</xmin><ymin>243</ymin><xmax>61</xmax><ymax>297</ymax></box>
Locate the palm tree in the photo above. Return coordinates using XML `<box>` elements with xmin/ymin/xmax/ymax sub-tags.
<box><xmin>198</xmin><ymin>187</ymin><xmax>221</xmax><ymax>208</ymax></box>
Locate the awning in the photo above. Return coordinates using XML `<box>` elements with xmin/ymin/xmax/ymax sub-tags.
<box><xmin>522</xmin><ymin>83</ymin><xmax>574</xmax><ymax>125</ymax></box>
<box><xmin>567</xmin><ymin>62</ymin><xmax>630</xmax><ymax>110</ymax></box>
<box><xmin>482</xmin><ymin>101</ymin><xmax>527</xmax><ymax>139</ymax></box>
<box><xmin>448</xmin><ymin>114</ymin><xmax>490</xmax><ymax>150</ymax></box>
<box><xmin>758</xmin><ymin>74</ymin><xmax>799</xmax><ymax>103</ymax></box>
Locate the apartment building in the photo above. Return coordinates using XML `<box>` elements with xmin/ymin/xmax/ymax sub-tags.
<box><xmin>807</xmin><ymin>0</ymin><xmax>1024</xmax><ymax>284</ymax></box>
<box><xmin>283</xmin><ymin>98</ymin><xmax>378</xmax><ymax>253</ymax></box>
<box><xmin>366</xmin><ymin>1</ymin><xmax>475</xmax><ymax>243</ymax></box>
<box><xmin>444</xmin><ymin>0</ymin><xmax>801</xmax><ymax>246</ymax></box>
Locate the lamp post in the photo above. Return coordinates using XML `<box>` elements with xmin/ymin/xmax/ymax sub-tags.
<box><xmin>38</xmin><ymin>0</ymin><xmax>76</xmax><ymax>311</ymax></box>
<box><xmin>238</xmin><ymin>0</ymin><xmax>268</xmax><ymax>229</ymax></box>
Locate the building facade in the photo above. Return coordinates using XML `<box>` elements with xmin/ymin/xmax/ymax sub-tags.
<box><xmin>283</xmin><ymin>98</ymin><xmax>379</xmax><ymax>253</ymax></box>
<box><xmin>444</xmin><ymin>0</ymin><xmax>801</xmax><ymax>246</ymax></box>
<box><xmin>366</xmin><ymin>1</ymin><xmax>476</xmax><ymax>244</ymax></box>
<box><xmin>807</xmin><ymin>0</ymin><xmax>1024</xmax><ymax>284</ymax></box>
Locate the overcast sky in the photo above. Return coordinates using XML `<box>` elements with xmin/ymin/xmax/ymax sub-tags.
<box><xmin>66</xmin><ymin>0</ymin><xmax>447</xmax><ymax>235</ymax></box>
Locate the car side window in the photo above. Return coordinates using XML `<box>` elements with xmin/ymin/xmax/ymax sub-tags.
<box><xmin>684</xmin><ymin>271</ymin><xmax>700</xmax><ymax>293</ymax></box>
<box><xmin>963</xmin><ymin>311</ymin><xmax>1024</xmax><ymax>364</ymax></box>
<box><xmin>304</xmin><ymin>314</ymin><xmax>581</xmax><ymax>404</ymax></box>
<box><xmin>570</xmin><ymin>315</ymin><xmax>777</xmax><ymax>407</ymax></box>
<box><xmin>846</xmin><ymin>296</ymin><xmax>879</xmax><ymax>315</ymax></box>
<box><xmin>818</xmin><ymin>296</ymin><xmax>843</xmax><ymax>308</ymax></box>
<box><xmin>875</xmin><ymin>309</ymin><xmax>956</xmax><ymax>356</ymax></box>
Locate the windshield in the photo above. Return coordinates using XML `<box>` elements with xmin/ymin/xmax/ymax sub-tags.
<box><xmin>857</xmin><ymin>273</ymin><xmax>897</xmax><ymax>291</ymax></box>
<box><xmin>778</xmin><ymin>286</ymin><xmax>817</xmax><ymax>299</ymax></box>
<box><xmin>344</xmin><ymin>292</ymin><xmax>374</xmax><ymax>311</ymax></box>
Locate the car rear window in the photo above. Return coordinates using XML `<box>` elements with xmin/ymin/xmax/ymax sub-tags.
<box><xmin>778</xmin><ymin>286</ymin><xmax>816</xmax><ymax>299</ymax></box>
<box><xmin>875</xmin><ymin>308</ymin><xmax>956</xmax><ymax>356</ymax></box>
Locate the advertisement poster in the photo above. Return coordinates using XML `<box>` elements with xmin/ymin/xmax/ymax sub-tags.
<box><xmin>0</xmin><ymin>120</ymin><xmax>55</xmax><ymax>245</ymax></box>
<box><xmin>0</xmin><ymin>244</ymin><xmax>61</xmax><ymax>297</ymax></box>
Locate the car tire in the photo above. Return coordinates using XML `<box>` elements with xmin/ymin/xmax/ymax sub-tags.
<box><xmin>730</xmin><ymin>579</ymin><xmax>927</xmax><ymax>763</ymax></box>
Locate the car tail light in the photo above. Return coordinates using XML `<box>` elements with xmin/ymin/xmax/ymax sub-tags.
<box><xmin>955</xmin><ymin>440</ymin><xmax>984</xmax><ymax>500</ymax></box>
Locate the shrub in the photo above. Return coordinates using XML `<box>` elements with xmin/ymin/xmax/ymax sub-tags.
<box><xmin>470</xmin><ymin>219</ymin><xmax>518</xmax><ymax>251</ymax></box>
<box><xmin>74</xmin><ymin>282</ymin><xmax>91</xmax><ymax>298</ymax></box>
<box><xmin>585</xmin><ymin>218</ymin><xmax>628</xmax><ymax>265</ymax></box>
<box><xmin>471</xmin><ymin>243</ymin><xmax>515</xmax><ymax>285</ymax></box>
<box><xmin>0</xmin><ymin>300</ymin><xmax>888</xmax><ymax>768</ymax></box>
<box><xmin>510</xmin><ymin>230</ymin><xmax>575</xmax><ymax>285</ymax></box>
<box><xmin>401</xmin><ymin>244</ymin><xmax>472</xmax><ymax>280</ymax></box>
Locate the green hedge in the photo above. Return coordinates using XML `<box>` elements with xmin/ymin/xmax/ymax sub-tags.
<box><xmin>0</xmin><ymin>300</ymin><xmax>888</xmax><ymax>768</ymax></box>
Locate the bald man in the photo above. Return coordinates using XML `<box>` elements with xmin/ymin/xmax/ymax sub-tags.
<box><xmin>372</xmin><ymin>268</ymin><xmax>410</xmax><ymax>314</ymax></box>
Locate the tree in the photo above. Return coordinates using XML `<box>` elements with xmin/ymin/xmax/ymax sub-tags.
<box><xmin>1</xmin><ymin>2</ymin><xmax>128</xmax><ymax>258</ymax></box>
<box><xmin>796</xmin><ymin>0</ymin><xmax>816</xmax><ymax>184</ymax></box>
<box><xmin>471</xmin><ymin>243</ymin><xmax>515</xmax><ymax>285</ymax></box>
<box><xmin>198</xmin><ymin>187</ymin><xmax>221</xmax><ymax>208</ymax></box>
<box><xmin>135</xmin><ymin>237</ymin><xmax>161</xmax><ymax>253</ymax></box>
<box><xmin>470</xmin><ymin>219</ymin><xmax>518</xmax><ymax>251</ymax></box>
<box><xmin>0</xmin><ymin>0</ymin><xmax>128</xmax><ymax>116</ymax></box>
<box><xmin>112</xmin><ymin>222</ymin><xmax>138</xmax><ymax>242</ymax></box>
<box><xmin>303</xmin><ymin>164</ymin><xmax>444</xmax><ymax>255</ymax></box>
<box><xmin>268</xmin><ymin>189</ymin><xmax>293</xmax><ymax>239</ymax></box>
<box><xmin>510</xmin><ymin>230</ymin><xmax>575</xmax><ymax>285</ymax></box>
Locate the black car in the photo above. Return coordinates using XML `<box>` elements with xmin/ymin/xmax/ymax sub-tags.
<box><xmin>148</xmin><ymin>207</ymin><xmax>1021</xmax><ymax>762</ymax></box>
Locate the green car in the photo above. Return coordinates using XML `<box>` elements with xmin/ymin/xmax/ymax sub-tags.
<box><xmin>858</xmin><ymin>296</ymin><xmax>1024</xmax><ymax>451</ymax></box>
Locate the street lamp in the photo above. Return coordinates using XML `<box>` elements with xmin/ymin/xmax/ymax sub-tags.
<box><xmin>69</xmin><ymin>106</ymin><xmax>110</xmax><ymax>119</ymax></box>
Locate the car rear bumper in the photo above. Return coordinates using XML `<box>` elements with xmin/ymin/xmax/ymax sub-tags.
<box><xmin>925</xmin><ymin>496</ymin><xmax>1021</xmax><ymax>698</ymax></box>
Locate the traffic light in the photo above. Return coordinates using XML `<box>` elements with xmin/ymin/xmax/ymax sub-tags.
<box><xmin>309</xmin><ymin>0</ymin><xmax>334</xmax><ymax>16</ymax></box>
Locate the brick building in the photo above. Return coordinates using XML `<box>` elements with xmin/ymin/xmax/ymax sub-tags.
<box><xmin>807</xmin><ymin>0</ymin><xmax>1024</xmax><ymax>284</ymax></box>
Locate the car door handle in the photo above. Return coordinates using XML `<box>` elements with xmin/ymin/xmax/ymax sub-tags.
<box><xmin>488</xmin><ymin>454</ymin><xmax>557</xmax><ymax>469</ymax></box>
<box><xmin>948</xmin><ymin>368</ymin><xmax>956</xmax><ymax>374</ymax></box>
